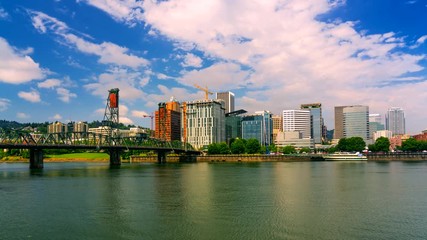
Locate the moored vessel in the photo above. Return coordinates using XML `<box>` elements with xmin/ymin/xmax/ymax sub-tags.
<box><xmin>323</xmin><ymin>152</ymin><xmax>367</xmax><ymax>161</ymax></box>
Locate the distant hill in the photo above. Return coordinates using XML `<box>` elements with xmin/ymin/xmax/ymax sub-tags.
<box><xmin>0</xmin><ymin>120</ymin><xmax>26</xmax><ymax>129</ymax></box>
<box><xmin>0</xmin><ymin>120</ymin><xmax>138</xmax><ymax>132</ymax></box>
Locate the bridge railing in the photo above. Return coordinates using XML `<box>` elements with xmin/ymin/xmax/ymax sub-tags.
<box><xmin>0</xmin><ymin>128</ymin><xmax>195</xmax><ymax>151</ymax></box>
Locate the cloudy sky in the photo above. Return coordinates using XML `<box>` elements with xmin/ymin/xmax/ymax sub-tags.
<box><xmin>0</xmin><ymin>0</ymin><xmax>426</xmax><ymax>134</ymax></box>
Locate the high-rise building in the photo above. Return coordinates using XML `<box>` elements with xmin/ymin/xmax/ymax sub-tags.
<box><xmin>386</xmin><ymin>107</ymin><xmax>405</xmax><ymax>136</ymax></box>
<box><xmin>301</xmin><ymin>103</ymin><xmax>323</xmax><ymax>144</ymax></box>
<box><xmin>183</xmin><ymin>99</ymin><xmax>225</xmax><ymax>149</ymax></box>
<box><xmin>225</xmin><ymin>109</ymin><xmax>246</xmax><ymax>144</ymax></box>
<box><xmin>155</xmin><ymin>98</ymin><xmax>181</xmax><ymax>141</ymax></box>
<box><xmin>369</xmin><ymin>113</ymin><xmax>385</xmax><ymax>139</ymax></box>
<box><xmin>335</xmin><ymin>105</ymin><xmax>369</xmax><ymax>141</ymax></box>
<box><xmin>272</xmin><ymin>115</ymin><xmax>283</xmax><ymax>142</ymax></box>
<box><xmin>216</xmin><ymin>91</ymin><xmax>235</xmax><ymax>114</ymax></box>
<box><xmin>283</xmin><ymin>110</ymin><xmax>311</xmax><ymax>139</ymax></box>
<box><xmin>334</xmin><ymin>106</ymin><xmax>345</xmax><ymax>139</ymax></box>
<box><xmin>241</xmin><ymin>110</ymin><xmax>273</xmax><ymax>146</ymax></box>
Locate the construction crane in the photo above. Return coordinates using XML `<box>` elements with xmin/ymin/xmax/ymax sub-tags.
<box><xmin>142</xmin><ymin>114</ymin><xmax>154</xmax><ymax>137</ymax></box>
<box><xmin>194</xmin><ymin>84</ymin><xmax>213</xmax><ymax>100</ymax></box>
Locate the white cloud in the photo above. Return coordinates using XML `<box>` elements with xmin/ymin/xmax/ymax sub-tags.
<box><xmin>119</xmin><ymin>104</ymin><xmax>129</xmax><ymax>116</ymax></box>
<box><xmin>17</xmin><ymin>112</ymin><xmax>30</xmax><ymax>119</ymax></box>
<box><xmin>181</xmin><ymin>53</ymin><xmax>203</xmax><ymax>68</ymax></box>
<box><xmin>131</xmin><ymin>110</ymin><xmax>150</xmax><ymax>118</ymax></box>
<box><xmin>139</xmin><ymin>0</ymin><xmax>425</xmax><ymax>133</ymax></box>
<box><xmin>18</xmin><ymin>90</ymin><xmax>41</xmax><ymax>103</ymax></box>
<box><xmin>50</xmin><ymin>0</ymin><xmax>427</xmax><ymax>133</ymax></box>
<box><xmin>0</xmin><ymin>8</ymin><xmax>9</xmax><ymax>20</ymax></box>
<box><xmin>56</xmin><ymin>87</ymin><xmax>77</xmax><ymax>103</ymax></box>
<box><xmin>0</xmin><ymin>98</ymin><xmax>10</xmax><ymax>111</ymax></box>
<box><xmin>28</xmin><ymin>10</ymin><xmax>148</xmax><ymax>68</ymax></box>
<box><xmin>38</xmin><ymin>78</ymin><xmax>61</xmax><ymax>89</ymax></box>
<box><xmin>145</xmin><ymin>84</ymin><xmax>202</xmax><ymax>107</ymax></box>
<box><xmin>84</xmin><ymin>67</ymin><xmax>146</xmax><ymax>102</ymax></box>
<box><xmin>179</xmin><ymin>62</ymin><xmax>251</xmax><ymax>91</ymax></box>
<box><xmin>157</xmin><ymin>73</ymin><xmax>173</xmax><ymax>80</ymax></box>
<box><xmin>79</xmin><ymin>0</ymin><xmax>144</xmax><ymax>27</ymax></box>
<box><xmin>0</xmin><ymin>37</ymin><xmax>44</xmax><ymax>84</ymax></box>
<box><xmin>120</xmin><ymin>116</ymin><xmax>134</xmax><ymax>125</ymax></box>
<box><xmin>50</xmin><ymin>114</ymin><xmax>62</xmax><ymax>120</ymax></box>
<box><xmin>410</xmin><ymin>35</ymin><xmax>427</xmax><ymax>49</ymax></box>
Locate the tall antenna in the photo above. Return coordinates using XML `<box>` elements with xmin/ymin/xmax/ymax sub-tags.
<box><xmin>103</xmin><ymin>88</ymin><xmax>120</xmax><ymax>139</ymax></box>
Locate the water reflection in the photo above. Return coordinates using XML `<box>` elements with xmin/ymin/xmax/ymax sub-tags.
<box><xmin>1</xmin><ymin>162</ymin><xmax>427</xmax><ymax>239</ymax></box>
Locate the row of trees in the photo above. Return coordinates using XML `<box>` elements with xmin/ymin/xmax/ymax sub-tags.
<box><xmin>207</xmin><ymin>136</ymin><xmax>427</xmax><ymax>155</ymax></box>
<box><xmin>206</xmin><ymin>138</ymin><xmax>312</xmax><ymax>155</ymax></box>
<box><xmin>368</xmin><ymin>137</ymin><xmax>427</xmax><ymax>153</ymax></box>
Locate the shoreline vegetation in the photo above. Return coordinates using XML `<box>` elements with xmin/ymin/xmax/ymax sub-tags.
<box><xmin>0</xmin><ymin>152</ymin><xmax>109</xmax><ymax>163</ymax></box>
<box><xmin>2</xmin><ymin>152</ymin><xmax>427</xmax><ymax>163</ymax></box>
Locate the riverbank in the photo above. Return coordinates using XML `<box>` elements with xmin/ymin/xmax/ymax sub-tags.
<box><xmin>2</xmin><ymin>152</ymin><xmax>427</xmax><ymax>163</ymax></box>
<box><xmin>0</xmin><ymin>152</ymin><xmax>109</xmax><ymax>163</ymax></box>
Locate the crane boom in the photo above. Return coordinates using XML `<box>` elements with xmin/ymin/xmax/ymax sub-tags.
<box><xmin>194</xmin><ymin>84</ymin><xmax>213</xmax><ymax>100</ymax></box>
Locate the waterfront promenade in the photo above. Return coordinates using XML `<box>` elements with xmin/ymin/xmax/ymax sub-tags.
<box><xmin>130</xmin><ymin>152</ymin><xmax>427</xmax><ymax>163</ymax></box>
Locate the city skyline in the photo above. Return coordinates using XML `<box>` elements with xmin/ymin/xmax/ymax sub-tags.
<box><xmin>0</xmin><ymin>1</ymin><xmax>426</xmax><ymax>134</ymax></box>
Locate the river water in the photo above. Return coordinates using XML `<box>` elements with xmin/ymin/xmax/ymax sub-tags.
<box><xmin>1</xmin><ymin>161</ymin><xmax>427</xmax><ymax>240</ymax></box>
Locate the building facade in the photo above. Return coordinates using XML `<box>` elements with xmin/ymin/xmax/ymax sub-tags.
<box><xmin>225</xmin><ymin>110</ymin><xmax>246</xmax><ymax>144</ymax></box>
<box><xmin>369</xmin><ymin>113</ymin><xmax>385</xmax><ymax>139</ymax></box>
<box><xmin>155</xmin><ymin>99</ymin><xmax>181</xmax><ymax>141</ymax></box>
<box><xmin>414</xmin><ymin>130</ymin><xmax>427</xmax><ymax>141</ymax></box>
<box><xmin>241</xmin><ymin>110</ymin><xmax>273</xmax><ymax>146</ymax></box>
<box><xmin>73</xmin><ymin>121</ymin><xmax>88</xmax><ymax>133</ymax></box>
<box><xmin>184</xmin><ymin>99</ymin><xmax>225</xmax><ymax>149</ymax></box>
<box><xmin>283</xmin><ymin>110</ymin><xmax>311</xmax><ymax>139</ymax></box>
<box><xmin>216</xmin><ymin>91</ymin><xmax>235</xmax><ymax>114</ymax></box>
<box><xmin>301</xmin><ymin>103</ymin><xmax>323</xmax><ymax>144</ymax></box>
<box><xmin>334</xmin><ymin>106</ymin><xmax>345</xmax><ymax>139</ymax></box>
<box><xmin>373</xmin><ymin>130</ymin><xmax>393</xmax><ymax>141</ymax></box>
<box><xmin>272</xmin><ymin>115</ymin><xmax>283</xmax><ymax>142</ymax></box>
<box><xmin>48</xmin><ymin>122</ymin><xmax>68</xmax><ymax>134</ymax></box>
<box><xmin>334</xmin><ymin>105</ymin><xmax>369</xmax><ymax>141</ymax></box>
<box><xmin>386</xmin><ymin>107</ymin><xmax>405</xmax><ymax>136</ymax></box>
<box><xmin>275</xmin><ymin>131</ymin><xmax>315</xmax><ymax>149</ymax></box>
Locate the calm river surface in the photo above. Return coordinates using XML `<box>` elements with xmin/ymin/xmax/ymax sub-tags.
<box><xmin>1</xmin><ymin>161</ymin><xmax>427</xmax><ymax>240</ymax></box>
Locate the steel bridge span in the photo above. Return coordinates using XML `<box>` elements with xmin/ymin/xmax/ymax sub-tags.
<box><xmin>0</xmin><ymin>130</ymin><xmax>200</xmax><ymax>169</ymax></box>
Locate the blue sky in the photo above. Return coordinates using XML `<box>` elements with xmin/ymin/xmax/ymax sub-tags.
<box><xmin>0</xmin><ymin>0</ymin><xmax>426</xmax><ymax>134</ymax></box>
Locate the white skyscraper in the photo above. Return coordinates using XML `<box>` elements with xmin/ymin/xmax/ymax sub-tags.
<box><xmin>386</xmin><ymin>107</ymin><xmax>405</xmax><ymax>136</ymax></box>
<box><xmin>184</xmin><ymin>99</ymin><xmax>225</xmax><ymax>149</ymax></box>
<box><xmin>282</xmin><ymin>110</ymin><xmax>311</xmax><ymax>138</ymax></box>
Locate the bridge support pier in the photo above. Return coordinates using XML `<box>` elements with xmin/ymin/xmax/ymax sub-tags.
<box><xmin>30</xmin><ymin>149</ymin><xmax>44</xmax><ymax>169</ymax></box>
<box><xmin>109</xmin><ymin>149</ymin><xmax>122</xmax><ymax>166</ymax></box>
<box><xmin>157</xmin><ymin>151</ymin><xmax>167</xmax><ymax>164</ymax></box>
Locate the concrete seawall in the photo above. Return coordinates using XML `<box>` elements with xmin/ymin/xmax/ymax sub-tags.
<box><xmin>130</xmin><ymin>154</ymin><xmax>317</xmax><ymax>163</ymax></box>
<box><xmin>130</xmin><ymin>153</ymin><xmax>427</xmax><ymax>163</ymax></box>
<box><xmin>367</xmin><ymin>153</ymin><xmax>427</xmax><ymax>161</ymax></box>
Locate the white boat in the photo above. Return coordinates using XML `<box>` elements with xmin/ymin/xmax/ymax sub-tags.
<box><xmin>323</xmin><ymin>152</ymin><xmax>367</xmax><ymax>161</ymax></box>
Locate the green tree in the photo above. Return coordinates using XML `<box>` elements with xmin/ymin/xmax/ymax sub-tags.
<box><xmin>268</xmin><ymin>143</ymin><xmax>277</xmax><ymax>153</ymax></box>
<box><xmin>207</xmin><ymin>143</ymin><xmax>220</xmax><ymax>154</ymax></box>
<box><xmin>368</xmin><ymin>144</ymin><xmax>377</xmax><ymax>152</ymax></box>
<box><xmin>218</xmin><ymin>142</ymin><xmax>231</xmax><ymax>154</ymax></box>
<box><xmin>337</xmin><ymin>137</ymin><xmax>365</xmax><ymax>152</ymax></box>
<box><xmin>327</xmin><ymin>146</ymin><xmax>337</xmax><ymax>153</ymax></box>
<box><xmin>230</xmin><ymin>139</ymin><xmax>245</xmax><ymax>154</ymax></box>
<box><xmin>372</xmin><ymin>137</ymin><xmax>390</xmax><ymax>152</ymax></box>
<box><xmin>299</xmin><ymin>147</ymin><xmax>311</xmax><ymax>154</ymax></box>
<box><xmin>401</xmin><ymin>138</ymin><xmax>420</xmax><ymax>152</ymax></box>
<box><xmin>245</xmin><ymin>138</ymin><xmax>261</xmax><ymax>154</ymax></box>
<box><xmin>282</xmin><ymin>145</ymin><xmax>297</xmax><ymax>154</ymax></box>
